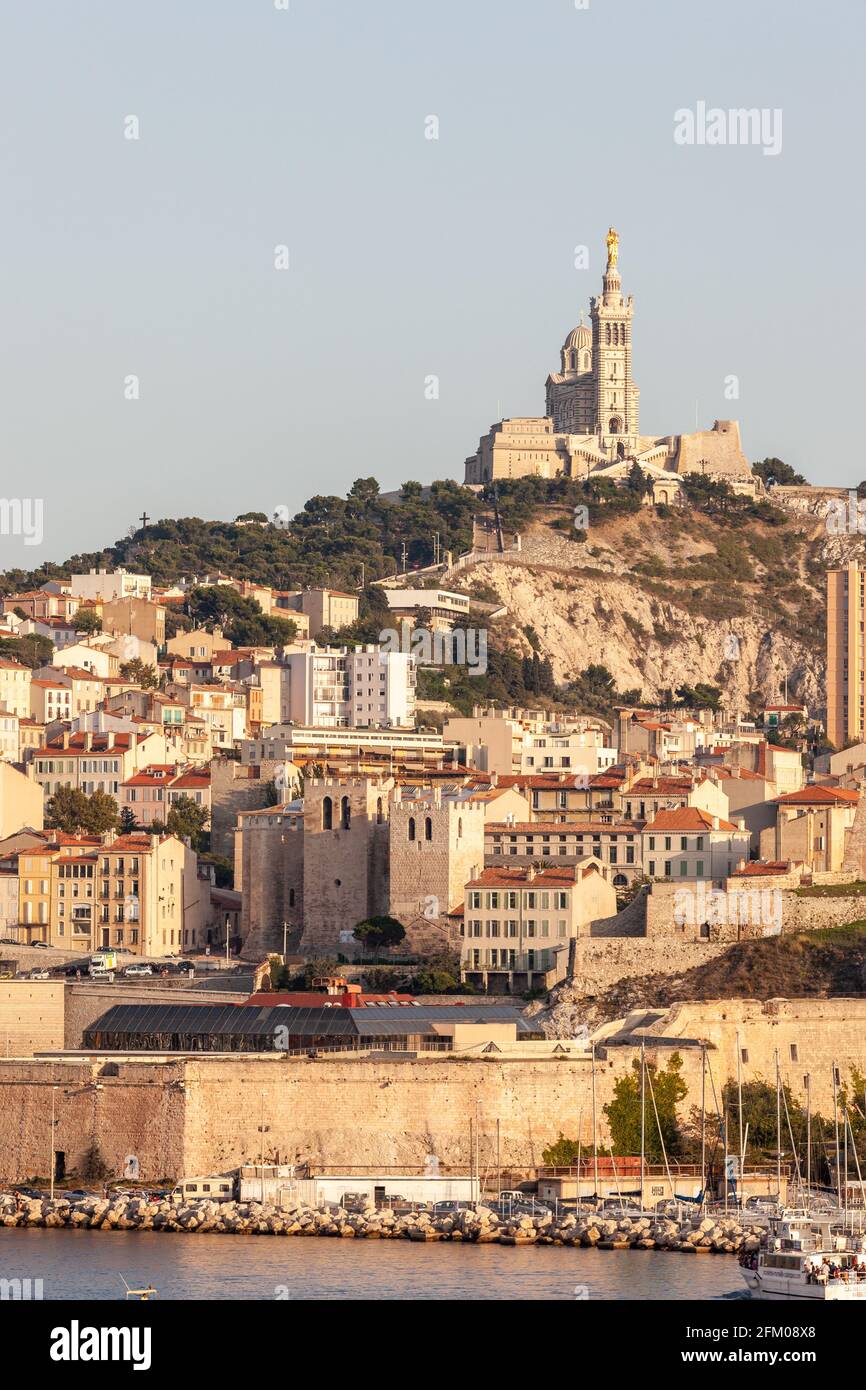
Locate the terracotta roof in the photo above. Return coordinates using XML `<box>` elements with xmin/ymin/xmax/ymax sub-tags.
<box><xmin>775</xmin><ymin>787</ymin><xmax>859</xmax><ymax>806</ymax></box>
<box><xmin>170</xmin><ymin>769</ymin><xmax>211</xmax><ymax>789</ymax></box>
<box><xmin>495</xmin><ymin>774</ymin><xmax>587</xmax><ymax>790</ymax></box>
<box><xmin>466</xmin><ymin>864</ymin><xmax>599</xmax><ymax>889</ymax></box>
<box><xmin>486</xmin><ymin>820</ymin><xmax>641</xmax><ymax>834</ymax></box>
<box><xmin>643</xmin><ymin>807</ymin><xmax>738</xmax><ymax>832</ymax></box>
<box><xmin>730</xmin><ymin>861</ymin><xmax>791</xmax><ymax>877</ymax></box>
<box><xmin>629</xmin><ymin>776</ymin><xmax>695</xmax><ymax>792</ymax></box>
<box><xmin>122</xmin><ymin>765</ymin><xmax>177</xmax><ymax>786</ymax></box>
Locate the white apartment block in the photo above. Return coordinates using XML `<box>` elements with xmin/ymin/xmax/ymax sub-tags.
<box><xmin>384</xmin><ymin>588</ymin><xmax>472</xmax><ymax>632</ymax></box>
<box><xmin>519</xmin><ymin>728</ymin><xmax>617</xmax><ymax>776</ymax></box>
<box><xmin>69</xmin><ymin>568</ymin><xmax>153</xmax><ymax>603</ymax></box>
<box><xmin>284</xmin><ymin>646</ymin><xmax>416</xmax><ymax>728</ymax></box>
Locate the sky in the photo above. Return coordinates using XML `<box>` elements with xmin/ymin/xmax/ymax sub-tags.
<box><xmin>1</xmin><ymin>0</ymin><xmax>864</xmax><ymax>567</ymax></box>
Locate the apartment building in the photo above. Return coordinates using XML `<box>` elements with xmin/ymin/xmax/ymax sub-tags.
<box><xmin>0</xmin><ymin>713</ymin><xmax>18</xmax><ymax>762</ymax></box>
<box><xmin>758</xmin><ymin>786</ymin><xmax>860</xmax><ymax>873</ymax></box>
<box><xmin>31</xmin><ymin>729</ymin><xmax>177</xmax><ymax>800</ymax></box>
<box><xmin>518</xmin><ymin>728</ymin><xmax>617</xmax><ymax>776</ymax></box>
<box><xmin>0</xmin><ymin>761</ymin><xmax>44</xmax><ymax>838</ymax></box>
<box><xmin>101</xmin><ymin>596</ymin><xmax>166</xmax><ymax>647</ymax></box>
<box><xmin>459</xmin><ymin>862</ymin><xmax>615</xmax><ymax>992</ymax></box>
<box><xmin>69</xmin><ymin>569</ymin><xmax>152</xmax><ymax>603</ymax></box>
<box><xmin>0</xmin><ymin>659</ymin><xmax>32</xmax><ymax>719</ymax></box>
<box><xmin>281</xmin><ymin>588</ymin><xmax>359</xmax><ymax>637</ymax></box>
<box><xmin>620</xmin><ymin>774</ymin><xmax>730</xmax><ymax>824</ymax></box>
<box><xmin>187</xmin><ymin>685</ymin><xmax>247</xmax><ymax>748</ymax></box>
<box><xmin>29</xmin><ymin>677</ymin><xmax>73</xmax><ymax>725</ymax></box>
<box><xmin>283</xmin><ymin>646</ymin><xmax>416</xmax><ymax>728</ymax></box>
<box><xmin>827</xmin><ymin>561</ymin><xmax>865</xmax><ymax>749</ymax></box>
<box><xmin>383</xmin><ymin>588</ymin><xmax>472</xmax><ymax>633</ymax></box>
<box><xmin>641</xmin><ymin>808</ymin><xmax>751</xmax><ymax>881</ymax></box>
<box><xmin>485</xmin><ymin>819</ymin><xmax>643</xmax><ymax>887</ymax></box>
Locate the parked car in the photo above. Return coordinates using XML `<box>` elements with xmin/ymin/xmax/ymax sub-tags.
<box><xmin>432</xmin><ymin>1200</ymin><xmax>476</xmax><ymax>1213</ymax></box>
<box><xmin>30</xmin><ymin>940</ymin><xmax>50</xmax><ymax>948</ymax></box>
<box><xmin>123</xmin><ymin>963</ymin><xmax>153</xmax><ymax>977</ymax></box>
<box><xmin>28</xmin><ymin>968</ymin><xmax>51</xmax><ymax>980</ymax></box>
<box><xmin>88</xmin><ymin>968</ymin><xmax>115</xmax><ymax>982</ymax></box>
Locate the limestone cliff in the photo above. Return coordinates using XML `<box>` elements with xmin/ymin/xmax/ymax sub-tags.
<box><xmin>444</xmin><ymin>498</ymin><xmax>866</xmax><ymax>712</ymax></box>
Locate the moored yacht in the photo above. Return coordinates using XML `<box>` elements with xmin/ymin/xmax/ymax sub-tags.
<box><xmin>740</xmin><ymin>1210</ymin><xmax>866</xmax><ymax>1300</ymax></box>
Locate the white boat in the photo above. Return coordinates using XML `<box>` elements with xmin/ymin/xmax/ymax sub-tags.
<box><xmin>740</xmin><ymin>1209</ymin><xmax>866</xmax><ymax>1301</ymax></box>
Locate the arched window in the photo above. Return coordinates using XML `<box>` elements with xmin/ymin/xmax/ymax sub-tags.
<box><xmin>425</xmin><ymin>816</ymin><xmax>433</xmax><ymax>841</ymax></box>
<box><xmin>408</xmin><ymin>817</ymin><xmax>416</xmax><ymax>842</ymax></box>
<box><xmin>340</xmin><ymin>796</ymin><xmax>351</xmax><ymax>830</ymax></box>
<box><xmin>376</xmin><ymin>797</ymin><xmax>383</xmax><ymax>824</ymax></box>
<box><xmin>322</xmin><ymin>796</ymin><xmax>333</xmax><ymax>831</ymax></box>
<box><xmin>570</xmin><ymin>351</ymin><xmax>577</xmax><ymax>369</ymax></box>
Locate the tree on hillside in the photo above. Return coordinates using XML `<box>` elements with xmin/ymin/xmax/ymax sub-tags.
<box><xmin>604</xmin><ymin>1053</ymin><xmax>688</xmax><ymax>1160</ymax></box>
<box><xmin>74</xmin><ymin>608</ymin><xmax>102</xmax><ymax>635</ymax></box>
<box><xmin>186</xmin><ymin>585</ymin><xmax>297</xmax><ymax>648</ymax></box>
<box><xmin>45</xmin><ymin>787</ymin><xmax>91</xmax><ymax>834</ymax></box>
<box><xmin>0</xmin><ymin>634</ymin><xmax>54</xmax><ymax>669</ymax></box>
<box><xmin>675</xmin><ymin>682</ymin><xmax>722</xmax><ymax>711</ymax></box>
<box><xmin>352</xmin><ymin>915</ymin><xmax>406</xmax><ymax>959</ymax></box>
<box><xmin>83</xmin><ymin>789</ymin><xmax>121</xmax><ymax>836</ymax></box>
<box><xmin>119</xmin><ymin>658</ymin><xmax>158</xmax><ymax>689</ymax></box>
<box><xmin>752</xmin><ymin>458</ymin><xmax>806</xmax><ymax>489</ymax></box>
<box><xmin>166</xmin><ymin>794</ymin><xmax>209</xmax><ymax>850</ymax></box>
<box><xmin>45</xmin><ymin>787</ymin><xmax>119</xmax><ymax>836</ymax></box>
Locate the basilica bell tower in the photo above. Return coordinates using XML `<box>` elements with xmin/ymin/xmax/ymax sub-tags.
<box><xmin>590</xmin><ymin>228</ymin><xmax>640</xmax><ymax>454</ymax></box>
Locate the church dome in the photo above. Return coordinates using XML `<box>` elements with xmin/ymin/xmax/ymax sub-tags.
<box><xmin>563</xmin><ymin>323</ymin><xmax>591</xmax><ymax>352</ymax></box>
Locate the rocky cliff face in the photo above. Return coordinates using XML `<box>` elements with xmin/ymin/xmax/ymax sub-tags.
<box><xmin>445</xmin><ymin>498</ymin><xmax>866</xmax><ymax>713</ymax></box>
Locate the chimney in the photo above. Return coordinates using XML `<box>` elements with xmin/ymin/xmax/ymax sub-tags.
<box><xmin>525</xmin><ymin>865</ymin><xmax>536</xmax><ymax>882</ymax></box>
<box><xmin>712</xmin><ymin>815</ymin><xmax>719</xmax><ymax>831</ymax></box>
<box><xmin>62</xmin><ymin>731</ymin><xmax>70</xmax><ymax>749</ymax></box>
<box><xmin>737</xmin><ymin>858</ymin><xmax>746</xmax><ymax>872</ymax></box>
<box><xmin>490</xmin><ymin>771</ymin><xmax>499</xmax><ymax>787</ymax></box>
<box><xmin>84</xmin><ymin>731</ymin><xmax>93</xmax><ymax>750</ymax></box>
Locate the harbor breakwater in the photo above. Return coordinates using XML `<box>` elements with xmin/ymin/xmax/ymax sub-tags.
<box><xmin>0</xmin><ymin>1192</ymin><xmax>762</xmax><ymax>1254</ymax></box>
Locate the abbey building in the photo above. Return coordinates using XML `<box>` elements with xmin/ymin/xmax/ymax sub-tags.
<box><xmin>464</xmin><ymin>230</ymin><xmax>757</xmax><ymax>498</ymax></box>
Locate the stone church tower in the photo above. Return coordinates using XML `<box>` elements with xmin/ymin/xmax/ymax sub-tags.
<box><xmin>545</xmin><ymin>228</ymin><xmax>640</xmax><ymax>455</ymax></box>
<box><xmin>590</xmin><ymin>229</ymin><xmax>640</xmax><ymax>450</ymax></box>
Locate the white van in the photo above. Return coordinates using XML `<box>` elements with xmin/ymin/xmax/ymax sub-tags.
<box><xmin>90</xmin><ymin>951</ymin><xmax>118</xmax><ymax>972</ymax></box>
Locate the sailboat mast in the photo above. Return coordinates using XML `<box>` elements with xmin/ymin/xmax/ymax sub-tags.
<box><xmin>700</xmin><ymin>1042</ymin><xmax>707</xmax><ymax>1207</ymax></box>
<box><xmin>775</xmin><ymin>1049</ymin><xmax>781</xmax><ymax>1204</ymax></box>
<box><xmin>806</xmin><ymin>1073</ymin><xmax>811</xmax><ymax>1197</ymax></box>
<box><xmin>640</xmin><ymin>1040</ymin><xmax>646</xmax><ymax>1212</ymax></box>
<box><xmin>833</xmin><ymin>1060</ymin><xmax>841</xmax><ymax>1210</ymax></box>
<box><xmin>592</xmin><ymin>1041</ymin><xmax>599</xmax><ymax>1199</ymax></box>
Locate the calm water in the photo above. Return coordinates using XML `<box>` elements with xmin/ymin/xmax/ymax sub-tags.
<box><xmin>0</xmin><ymin>1228</ymin><xmax>743</xmax><ymax>1300</ymax></box>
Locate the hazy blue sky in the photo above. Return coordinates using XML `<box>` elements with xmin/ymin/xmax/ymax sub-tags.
<box><xmin>1</xmin><ymin>0</ymin><xmax>864</xmax><ymax>566</ymax></box>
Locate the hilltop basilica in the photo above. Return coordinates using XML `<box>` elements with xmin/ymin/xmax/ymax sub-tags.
<box><xmin>463</xmin><ymin>229</ymin><xmax>758</xmax><ymax>502</ymax></box>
